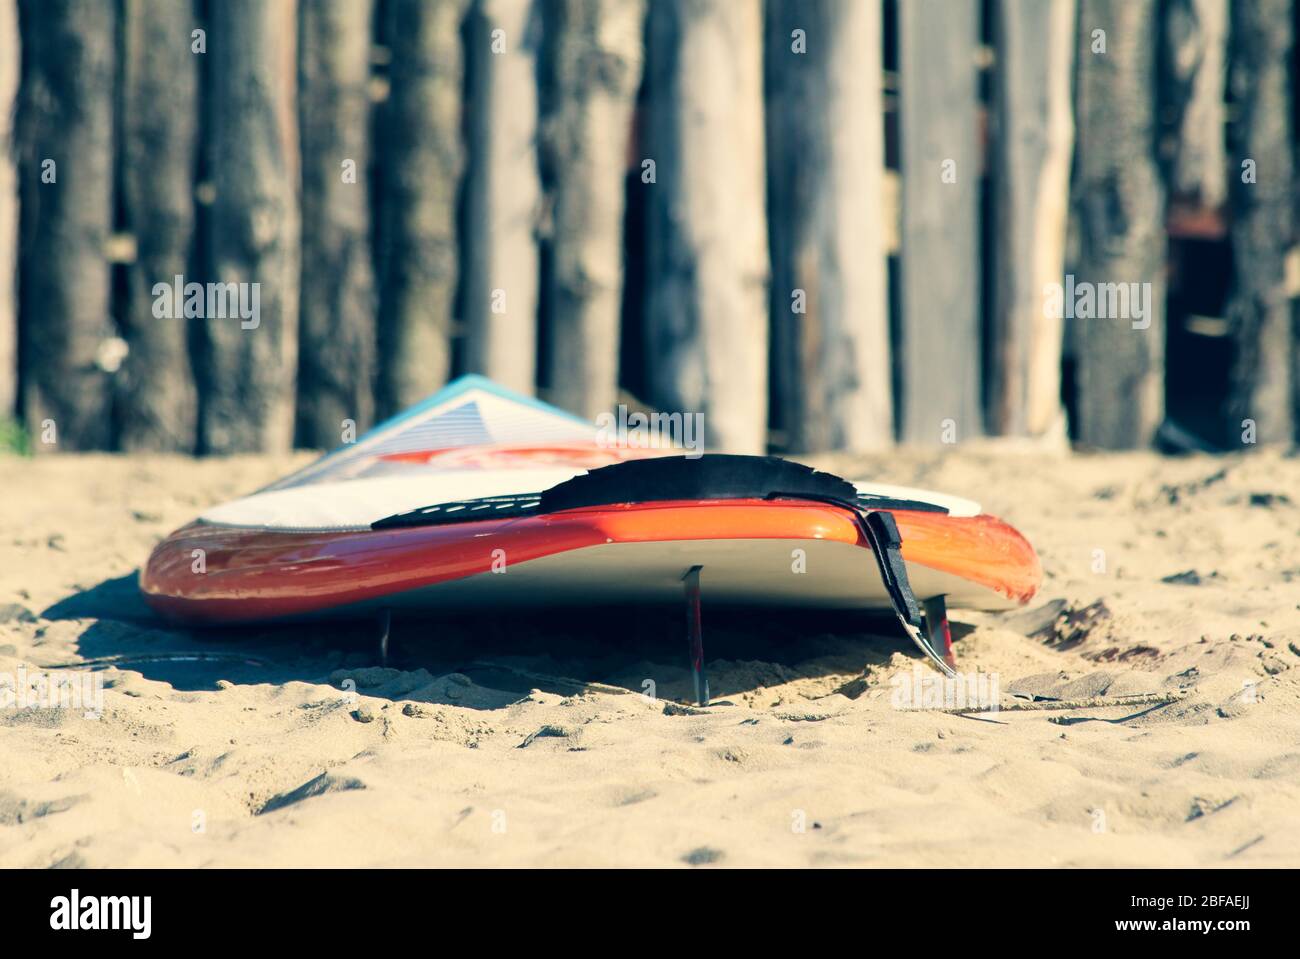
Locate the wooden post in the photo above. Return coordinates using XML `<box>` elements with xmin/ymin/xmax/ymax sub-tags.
<box><xmin>1164</xmin><ymin>0</ymin><xmax>1228</xmax><ymax>210</ymax></box>
<box><xmin>119</xmin><ymin>0</ymin><xmax>200</xmax><ymax>452</ymax></box>
<box><xmin>765</xmin><ymin>0</ymin><xmax>891</xmax><ymax>453</ymax></box>
<box><xmin>541</xmin><ymin>0</ymin><xmax>645</xmax><ymax>419</ymax></box>
<box><xmin>897</xmin><ymin>0</ymin><xmax>981</xmax><ymax>445</ymax></box>
<box><xmin>15</xmin><ymin>0</ymin><xmax>116</xmax><ymax>450</ymax></box>
<box><xmin>0</xmin><ymin>0</ymin><xmax>18</xmax><ymax>421</ymax></box>
<box><xmin>376</xmin><ymin>0</ymin><xmax>467</xmax><ymax>418</ymax></box>
<box><xmin>463</xmin><ymin>0</ymin><xmax>543</xmax><ymax>397</ymax></box>
<box><xmin>297</xmin><ymin>0</ymin><xmax>377</xmax><ymax>448</ymax></box>
<box><xmin>644</xmin><ymin>0</ymin><xmax>768</xmax><ymax>454</ymax></box>
<box><xmin>203</xmin><ymin>0</ymin><xmax>300</xmax><ymax>453</ymax></box>
<box><xmin>1072</xmin><ymin>0</ymin><xmax>1165</xmax><ymax>448</ymax></box>
<box><xmin>1223</xmin><ymin>0</ymin><xmax>1293</xmax><ymax>445</ymax></box>
<box><xmin>988</xmin><ymin>0</ymin><xmax>1075</xmax><ymax>439</ymax></box>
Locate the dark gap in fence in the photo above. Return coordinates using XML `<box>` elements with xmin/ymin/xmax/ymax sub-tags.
<box><xmin>109</xmin><ymin>0</ymin><xmax>128</xmax><ymax>447</ymax></box>
<box><xmin>368</xmin><ymin>0</ymin><xmax>389</xmax><ymax>396</ymax></box>
<box><xmin>978</xmin><ymin>0</ymin><xmax>994</xmax><ymax>436</ymax></box>
<box><xmin>535</xmin><ymin>233</ymin><xmax>554</xmax><ymax>401</ymax></box>
<box><xmin>1154</xmin><ymin>0</ymin><xmax>1178</xmax><ymax>450</ymax></box>
<box><xmin>882</xmin><ymin>0</ymin><xmax>898</xmax><ymax>73</ymax></box>
<box><xmin>884</xmin><ymin>0</ymin><xmax>901</xmax><ymax>442</ymax></box>
<box><xmin>1060</xmin><ymin>353</ymin><xmax>1077</xmax><ymax>435</ymax></box>
<box><xmin>1165</xmin><ymin>236</ymin><xmax>1232</xmax><ymax>449</ymax></box>
<box><xmin>1294</xmin><ymin>0</ymin><xmax>1300</xmax><ymax>167</ymax></box>
<box><xmin>533</xmin><ymin>0</ymin><xmax>558</xmax><ymax>403</ymax></box>
<box><xmin>190</xmin><ymin>0</ymin><xmax>212</xmax><ymax>455</ymax></box>
<box><xmin>762</xmin><ymin>1</ymin><xmax>782</xmax><ymax>452</ymax></box>
<box><xmin>617</xmin><ymin>159</ymin><xmax>648</xmax><ymax>408</ymax></box>
<box><xmin>450</xmin><ymin>0</ymin><xmax>477</xmax><ymax>383</ymax></box>
<box><xmin>616</xmin><ymin>1</ymin><xmax>652</xmax><ymax>411</ymax></box>
<box><xmin>1061</xmin><ymin>0</ymin><xmax>1083</xmax><ymax>438</ymax></box>
<box><xmin>13</xmin><ymin>0</ymin><xmax>31</xmax><ymax>439</ymax></box>
<box><xmin>887</xmin><ymin>254</ymin><xmax>902</xmax><ymax>443</ymax></box>
<box><xmin>193</xmin><ymin>0</ymin><xmax>215</xmax><ymax>455</ymax></box>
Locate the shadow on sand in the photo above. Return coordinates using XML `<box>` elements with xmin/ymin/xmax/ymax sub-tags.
<box><xmin>39</xmin><ymin>571</ymin><xmax>971</xmax><ymax>708</ymax></box>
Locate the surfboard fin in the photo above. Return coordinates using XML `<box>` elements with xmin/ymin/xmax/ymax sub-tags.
<box><xmin>683</xmin><ymin>565</ymin><xmax>709</xmax><ymax>707</ymax></box>
<box><xmin>377</xmin><ymin>608</ymin><xmax>392</xmax><ymax>665</ymax></box>
<box><xmin>922</xmin><ymin>595</ymin><xmax>957</xmax><ymax>670</ymax></box>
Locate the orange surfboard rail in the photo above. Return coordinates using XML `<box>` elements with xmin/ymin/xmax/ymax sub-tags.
<box><xmin>140</xmin><ymin>499</ymin><xmax>1041</xmax><ymax>624</ymax></box>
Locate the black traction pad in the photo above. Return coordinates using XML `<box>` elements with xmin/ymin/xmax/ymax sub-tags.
<box><xmin>372</xmin><ymin>454</ymin><xmax>948</xmax><ymax>530</ymax></box>
<box><xmin>540</xmin><ymin>454</ymin><xmax>857</xmax><ymax>511</ymax></box>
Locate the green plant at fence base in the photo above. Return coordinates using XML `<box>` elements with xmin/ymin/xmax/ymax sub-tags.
<box><xmin>0</xmin><ymin>418</ymin><xmax>31</xmax><ymax>456</ymax></box>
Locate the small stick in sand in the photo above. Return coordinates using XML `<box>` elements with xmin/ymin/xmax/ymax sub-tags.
<box><xmin>461</xmin><ymin>660</ymin><xmax>633</xmax><ymax>697</ymax></box>
<box><xmin>939</xmin><ymin>689</ymin><xmax>1191</xmax><ymax>716</ymax></box>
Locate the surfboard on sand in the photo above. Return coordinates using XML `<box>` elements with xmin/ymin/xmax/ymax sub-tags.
<box><xmin>140</xmin><ymin>375</ymin><xmax>1042</xmax><ymax>702</ymax></box>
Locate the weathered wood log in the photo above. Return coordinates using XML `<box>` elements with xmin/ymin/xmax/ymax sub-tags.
<box><xmin>643</xmin><ymin>0</ymin><xmax>768</xmax><ymax>453</ymax></box>
<box><xmin>1072</xmin><ymin>0</ymin><xmax>1165</xmax><ymax>448</ymax></box>
<box><xmin>376</xmin><ymin>0</ymin><xmax>467</xmax><ymax>418</ymax></box>
<box><xmin>119</xmin><ymin>0</ymin><xmax>200</xmax><ymax>452</ymax></box>
<box><xmin>15</xmin><ymin>0</ymin><xmax>116</xmax><ymax>450</ymax></box>
<box><xmin>203</xmin><ymin>0</ymin><xmax>300</xmax><ymax>453</ymax></box>
<box><xmin>297</xmin><ymin>0</ymin><xmax>377</xmax><ymax>448</ymax></box>
<box><xmin>766</xmin><ymin>0</ymin><xmax>891</xmax><ymax>453</ymax></box>
<box><xmin>0</xmin><ymin>0</ymin><xmax>18</xmax><ymax>420</ymax></box>
<box><xmin>540</xmin><ymin>0</ymin><xmax>645</xmax><ymax>419</ymax></box>
<box><xmin>988</xmin><ymin>0</ymin><xmax>1075</xmax><ymax>439</ymax></box>
<box><xmin>1164</xmin><ymin>0</ymin><xmax>1228</xmax><ymax>209</ymax></box>
<box><xmin>463</xmin><ymin>0</ymin><xmax>542</xmax><ymax>396</ymax></box>
<box><xmin>897</xmin><ymin>0</ymin><xmax>981</xmax><ymax>445</ymax></box>
<box><xmin>1223</xmin><ymin>0</ymin><xmax>1293</xmax><ymax>445</ymax></box>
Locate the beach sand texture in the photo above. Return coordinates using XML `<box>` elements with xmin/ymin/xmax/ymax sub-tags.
<box><xmin>1</xmin><ymin>447</ymin><xmax>1298</xmax><ymax>867</ymax></box>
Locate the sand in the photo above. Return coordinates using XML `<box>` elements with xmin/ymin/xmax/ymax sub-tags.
<box><xmin>2</xmin><ymin>446</ymin><xmax>1298</xmax><ymax>867</ymax></box>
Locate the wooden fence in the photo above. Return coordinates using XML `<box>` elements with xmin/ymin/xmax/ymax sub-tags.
<box><xmin>0</xmin><ymin>0</ymin><xmax>1294</xmax><ymax>455</ymax></box>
